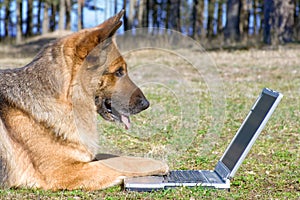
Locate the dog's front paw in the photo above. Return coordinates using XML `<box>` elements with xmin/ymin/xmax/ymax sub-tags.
<box><xmin>99</xmin><ymin>156</ymin><xmax>169</xmax><ymax>176</ymax></box>
<box><xmin>155</xmin><ymin>161</ymin><xmax>169</xmax><ymax>175</ymax></box>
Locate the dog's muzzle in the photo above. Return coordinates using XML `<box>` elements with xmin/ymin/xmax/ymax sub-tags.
<box><xmin>95</xmin><ymin>95</ymin><xmax>149</xmax><ymax>129</ymax></box>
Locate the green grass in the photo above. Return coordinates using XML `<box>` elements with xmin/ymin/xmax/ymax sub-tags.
<box><xmin>0</xmin><ymin>49</ymin><xmax>300</xmax><ymax>199</ymax></box>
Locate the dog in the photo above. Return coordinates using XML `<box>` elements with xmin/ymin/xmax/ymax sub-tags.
<box><xmin>0</xmin><ymin>10</ymin><xmax>168</xmax><ymax>191</ymax></box>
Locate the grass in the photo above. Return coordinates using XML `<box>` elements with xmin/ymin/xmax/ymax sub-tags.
<box><xmin>0</xmin><ymin>44</ymin><xmax>299</xmax><ymax>199</ymax></box>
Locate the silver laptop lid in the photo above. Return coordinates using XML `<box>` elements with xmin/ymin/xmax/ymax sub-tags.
<box><xmin>215</xmin><ymin>88</ymin><xmax>283</xmax><ymax>180</ymax></box>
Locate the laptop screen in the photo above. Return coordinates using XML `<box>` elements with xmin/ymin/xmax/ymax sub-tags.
<box><xmin>220</xmin><ymin>92</ymin><xmax>277</xmax><ymax>171</ymax></box>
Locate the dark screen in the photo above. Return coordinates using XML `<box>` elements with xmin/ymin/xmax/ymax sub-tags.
<box><xmin>221</xmin><ymin>94</ymin><xmax>276</xmax><ymax>171</ymax></box>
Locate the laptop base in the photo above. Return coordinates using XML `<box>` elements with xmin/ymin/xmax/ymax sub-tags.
<box><xmin>124</xmin><ymin>170</ymin><xmax>230</xmax><ymax>192</ymax></box>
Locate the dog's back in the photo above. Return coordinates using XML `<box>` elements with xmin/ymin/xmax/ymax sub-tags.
<box><xmin>0</xmin><ymin>116</ymin><xmax>9</xmax><ymax>188</ymax></box>
<box><xmin>0</xmin><ymin>70</ymin><xmax>17</xmax><ymax>187</ymax></box>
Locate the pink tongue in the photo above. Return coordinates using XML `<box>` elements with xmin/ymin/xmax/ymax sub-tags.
<box><xmin>121</xmin><ymin>115</ymin><xmax>131</xmax><ymax>130</ymax></box>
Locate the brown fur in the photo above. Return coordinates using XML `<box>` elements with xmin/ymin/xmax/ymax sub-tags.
<box><xmin>0</xmin><ymin>11</ymin><xmax>168</xmax><ymax>190</ymax></box>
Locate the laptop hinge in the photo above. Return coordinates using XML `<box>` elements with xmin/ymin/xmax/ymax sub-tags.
<box><xmin>215</xmin><ymin>161</ymin><xmax>231</xmax><ymax>181</ymax></box>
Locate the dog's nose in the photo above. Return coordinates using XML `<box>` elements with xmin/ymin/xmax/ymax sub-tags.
<box><xmin>129</xmin><ymin>86</ymin><xmax>150</xmax><ymax>113</ymax></box>
<box><xmin>139</xmin><ymin>98</ymin><xmax>150</xmax><ymax>110</ymax></box>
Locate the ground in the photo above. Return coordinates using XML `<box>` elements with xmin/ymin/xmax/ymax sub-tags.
<box><xmin>0</xmin><ymin>34</ymin><xmax>299</xmax><ymax>199</ymax></box>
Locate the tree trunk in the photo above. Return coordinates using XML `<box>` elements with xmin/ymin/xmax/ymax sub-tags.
<box><xmin>240</xmin><ymin>0</ymin><xmax>250</xmax><ymax>42</ymax></box>
<box><xmin>198</xmin><ymin>0</ymin><xmax>204</xmax><ymax>38</ymax></box>
<box><xmin>138</xmin><ymin>0</ymin><xmax>144</xmax><ymax>28</ymax></box>
<box><xmin>65</xmin><ymin>0</ymin><xmax>71</xmax><ymax>30</ymax></box>
<box><xmin>276</xmin><ymin>0</ymin><xmax>295</xmax><ymax>43</ymax></box>
<box><xmin>0</xmin><ymin>3</ymin><xmax>2</xmax><ymax>40</ymax></box>
<box><xmin>259</xmin><ymin>0</ymin><xmax>264</xmax><ymax>36</ymax></box>
<box><xmin>252</xmin><ymin>0</ymin><xmax>257</xmax><ymax>35</ymax></box>
<box><xmin>4</xmin><ymin>0</ymin><xmax>11</xmax><ymax>38</ymax></box>
<box><xmin>191</xmin><ymin>0</ymin><xmax>204</xmax><ymax>39</ymax></box>
<box><xmin>217</xmin><ymin>0</ymin><xmax>223</xmax><ymax>35</ymax></box>
<box><xmin>170</xmin><ymin>0</ymin><xmax>181</xmax><ymax>32</ymax></box>
<box><xmin>59</xmin><ymin>0</ymin><xmax>66</xmax><ymax>30</ymax></box>
<box><xmin>128</xmin><ymin>0</ymin><xmax>136</xmax><ymax>29</ymax></box>
<box><xmin>114</xmin><ymin>0</ymin><xmax>118</xmax><ymax>14</ymax></box>
<box><xmin>36</xmin><ymin>0</ymin><xmax>42</xmax><ymax>34</ymax></box>
<box><xmin>164</xmin><ymin>0</ymin><xmax>170</xmax><ymax>30</ymax></box>
<box><xmin>42</xmin><ymin>1</ymin><xmax>50</xmax><ymax>34</ymax></box>
<box><xmin>206</xmin><ymin>0</ymin><xmax>215</xmax><ymax>38</ymax></box>
<box><xmin>295</xmin><ymin>0</ymin><xmax>300</xmax><ymax>40</ymax></box>
<box><xmin>78</xmin><ymin>0</ymin><xmax>84</xmax><ymax>30</ymax></box>
<box><xmin>142</xmin><ymin>0</ymin><xmax>150</xmax><ymax>27</ymax></box>
<box><xmin>152</xmin><ymin>0</ymin><xmax>159</xmax><ymax>29</ymax></box>
<box><xmin>263</xmin><ymin>0</ymin><xmax>273</xmax><ymax>44</ymax></box>
<box><xmin>224</xmin><ymin>0</ymin><xmax>242</xmax><ymax>43</ymax></box>
<box><xmin>50</xmin><ymin>2</ymin><xmax>57</xmax><ymax>32</ymax></box>
<box><xmin>16</xmin><ymin>0</ymin><xmax>22</xmax><ymax>44</ymax></box>
<box><xmin>26</xmin><ymin>0</ymin><xmax>33</xmax><ymax>36</ymax></box>
<box><xmin>192</xmin><ymin>0</ymin><xmax>198</xmax><ymax>38</ymax></box>
<box><xmin>176</xmin><ymin>0</ymin><xmax>181</xmax><ymax>32</ymax></box>
<box><xmin>123</xmin><ymin>0</ymin><xmax>128</xmax><ymax>31</ymax></box>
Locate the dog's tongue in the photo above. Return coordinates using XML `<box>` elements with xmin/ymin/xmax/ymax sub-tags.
<box><xmin>121</xmin><ymin>115</ymin><xmax>131</xmax><ymax>130</ymax></box>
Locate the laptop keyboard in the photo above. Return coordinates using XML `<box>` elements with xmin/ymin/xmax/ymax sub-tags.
<box><xmin>202</xmin><ymin>170</ymin><xmax>223</xmax><ymax>183</ymax></box>
<box><xmin>164</xmin><ymin>170</ymin><xmax>209</xmax><ymax>183</ymax></box>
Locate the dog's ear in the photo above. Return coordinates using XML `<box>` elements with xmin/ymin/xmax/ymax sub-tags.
<box><xmin>96</xmin><ymin>9</ymin><xmax>124</xmax><ymax>32</ymax></box>
<box><xmin>75</xmin><ymin>10</ymin><xmax>124</xmax><ymax>60</ymax></box>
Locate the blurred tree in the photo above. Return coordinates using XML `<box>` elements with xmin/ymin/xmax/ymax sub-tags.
<box><xmin>4</xmin><ymin>0</ymin><xmax>11</xmax><ymax>38</ymax></box>
<box><xmin>123</xmin><ymin>0</ymin><xmax>128</xmax><ymax>31</ymax></box>
<box><xmin>295</xmin><ymin>0</ymin><xmax>300</xmax><ymax>40</ymax></box>
<box><xmin>128</xmin><ymin>0</ymin><xmax>136</xmax><ymax>29</ymax></box>
<box><xmin>59</xmin><ymin>0</ymin><xmax>66</xmax><ymax>30</ymax></box>
<box><xmin>114</xmin><ymin>0</ymin><xmax>118</xmax><ymax>14</ymax></box>
<box><xmin>252</xmin><ymin>0</ymin><xmax>258</xmax><ymax>35</ymax></box>
<box><xmin>16</xmin><ymin>0</ymin><xmax>22</xmax><ymax>43</ymax></box>
<box><xmin>276</xmin><ymin>0</ymin><xmax>294</xmax><ymax>43</ymax></box>
<box><xmin>170</xmin><ymin>0</ymin><xmax>181</xmax><ymax>31</ymax></box>
<box><xmin>164</xmin><ymin>0</ymin><xmax>171</xmax><ymax>30</ymax></box>
<box><xmin>42</xmin><ymin>1</ymin><xmax>50</xmax><ymax>34</ymax></box>
<box><xmin>264</xmin><ymin>0</ymin><xmax>295</xmax><ymax>45</ymax></box>
<box><xmin>0</xmin><ymin>0</ymin><xmax>299</xmax><ymax>46</ymax></box>
<box><xmin>151</xmin><ymin>0</ymin><xmax>159</xmax><ymax>30</ymax></box>
<box><xmin>263</xmin><ymin>0</ymin><xmax>273</xmax><ymax>44</ymax></box>
<box><xmin>78</xmin><ymin>0</ymin><xmax>84</xmax><ymax>30</ymax></box>
<box><xmin>137</xmin><ymin>0</ymin><xmax>144</xmax><ymax>28</ymax></box>
<box><xmin>217</xmin><ymin>0</ymin><xmax>223</xmax><ymax>35</ymax></box>
<box><xmin>240</xmin><ymin>0</ymin><xmax>250</xmax><ymax>42</ymax></box>
<box><xmin>37</xmin><ymin>0</ymin><xmax>42</xmax><ymax>34</ymax></box>
<box><xmin>66</xmin><ymin>0</ymin><xmax>71</xmax><ymax>30</ymax></box>
<box><xmin>50</xmin><ymin>2</ymin><xmax>57</xmax><ymax>32</ymax></box>
<box><xmin>192</xmin><ymin>0</ymin><xmax>198</xmax><ymax>38</ymax></box>
<box><xmin>25</xmin><ymin>0</ymin><xmax>33</xmax><ymax>36</ymax></box>
<box><xmin>143</xmin><ymin>0</ymin><xmax>150</xmax><ymax>27</ymax></box>
<box><xmin>224</xmin><ymin>0</ymin><xmax>242</xmax><ymax>43</ymax></box>
<box><xmin>206</xmin><ymin>0</ymin><xmax>215</xmax><ymax>38</ymax></box>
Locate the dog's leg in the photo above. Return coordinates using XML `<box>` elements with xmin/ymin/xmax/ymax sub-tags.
<box><xmin>44</xmin><ymin>161</ymin><xmax>125</xmax><ymax>190</ymax></box>
<box><xmin>98</xmin><ymin>156</ymin><xmax>169</xmax><ymax>176</ymax></box>
<box><xmin>44</xmin><ymin>157</ymin><xmax>168</xmax><ymax>191</ymax></box>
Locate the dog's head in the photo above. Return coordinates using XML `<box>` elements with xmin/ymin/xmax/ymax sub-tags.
<box><xmin>94</xmin><ymin>55</ymin><xmax>150</xmax><ymax>130</ymax></box>
<box><xmin>67</xmin><ymin>10</ymin><xmax>149</xmax><ymax>129</ymax></box>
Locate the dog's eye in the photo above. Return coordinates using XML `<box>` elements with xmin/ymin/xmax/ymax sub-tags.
<box><xmin>115</xmin><ymin>67</ymin><xmax>125</xmax><ymax>77</ymax></box>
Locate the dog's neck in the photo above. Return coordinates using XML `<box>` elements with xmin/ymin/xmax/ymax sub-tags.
<box><xmin>0</xmin><ymin>58</ymin><xmax>100</xmax><ymax>160</ymax></box>
<box><xmin>70</xmin><ymin>83</ymin><xmax>100</xmax><ymax>157</ymax></box>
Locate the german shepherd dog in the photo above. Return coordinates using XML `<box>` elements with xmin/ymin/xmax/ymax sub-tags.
<box><xmin>0</xmin><ymin>10</ymin><xmax>168</xmax><ymax>190</ymax></box>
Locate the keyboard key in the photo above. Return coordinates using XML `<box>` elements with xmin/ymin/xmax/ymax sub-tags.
<box><xmin>165</xmin><ymin>170</ymin><xmax>208</xmax><ymax>183</ymax></box>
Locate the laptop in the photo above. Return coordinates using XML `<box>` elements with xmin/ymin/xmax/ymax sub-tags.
<box><xmin>124</xmin><ymin>88</ymin><xmax>283</xmax><ymax>192</ymax></box>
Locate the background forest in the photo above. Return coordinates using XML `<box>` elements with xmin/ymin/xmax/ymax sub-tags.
<box><xmin>0</xmin><ymin>0</ymin><xmax>298</xmax><ymax>48</ymax></box>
